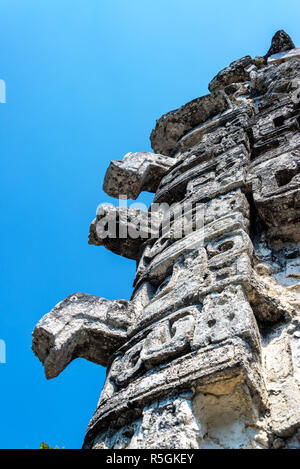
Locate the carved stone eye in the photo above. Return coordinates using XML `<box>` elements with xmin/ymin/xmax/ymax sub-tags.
<box><xmin>218</xmin><ymin>240</ymin><xmax>234</xmax><ymax>252</ymax></box>
<box><xmin>275</xmin><ymin>167</ymin><xmax>299</xmax><ymax>187</ymax></box>
<box><xmin>273</xmin><ymin>115</ymin><xmax>285</xmax><ymax>127</ymax></box>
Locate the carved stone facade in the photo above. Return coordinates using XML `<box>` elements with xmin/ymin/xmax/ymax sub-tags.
<box><xmin>32</xmin><ymin>31</ymin><xmax>300</xmax><ymax>449</ymax></box>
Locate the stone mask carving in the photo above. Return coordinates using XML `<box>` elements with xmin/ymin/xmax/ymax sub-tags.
<box><xmin>32</xmin><ymin>30</ymin><xmax>300</xmax><ymax>449</ymax></box>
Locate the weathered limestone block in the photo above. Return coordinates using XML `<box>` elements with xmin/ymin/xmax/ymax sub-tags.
<box><xmin>89</xmin><ymin>203</ymin><xmax>162</xmax><ymax>260</ymax></box>
<box><xmin>83</xmin><ymin>337</ymin><xmax>266</xmax><ymax>448</ymax></box>
<box><xmin>208</xmin><ymin>56</ymin><xmax>254</xmax><ymax>93</ymax></box>
<box><xmin>289</xmin><ymin>321</ymin><xmax>300</xmax><ymax>383</ymax></box>
<box><xmin>193</xmin><ymin>379</ymin><xmax>266</xmax><ymax>449</ymax></box>
<box><xmin>248</xmin><ymin>96</ymin><xmax>300</xmax><ymax>162</ymax></box>
<box><xmin>249</xmin><ymin>96</ymin><xmax>296</xmax><ymax>142</ymax></box>
<box><xmin>204</xmin><ymin>189</ymin><xmax>250</xmax><ymax>225</ymax></box>
<box><xmin>140</xmin><ymin>314</ymin><xmax>195</xmax><ymax>368</ymax></box>
<box><xmin>267</xmin><ymin>222</ymin><xmax>300</xmax><ymax>245</ymax></box>
<box><xmin>109</xmin><ymin>308</ymin><xmax>197</xmax><ymax>389</ymax></box>
<box><xmin>248</xmin><ymin>152</ymin><xmax>300</xmax><ymax>228</ymax></box>
<box><xmin>135</xmin><ymin>216</ymin><xmax>251</xmax><ymax>287</ymax></box>
<box><xmin>103</xmin><ymin>152</ymin><xmax>175</xmax><ymax>200</ymax></box>
<box><xmin>154</xmin><ymin>143</ymin><xmax>250</xmax><ymax>204</ymax></box>
<box><xmin>253</xmin><ymin>58</ymin><xmax>300</xmax><ymax>97</ymax></box>
<box><xmin>192</xmin><ymin>285</ymin><xmax>260</xmax><ymax>352</ymax></box>
<box><xmin>90</xmin><ymin>393</ymin><xmax>202</xmax><ymax>449</ymax></box>
<box><xmin>134</xmin><ymin>251</ymin><xmax>208</xmax><ymax>325</ymax></box>
<box><xmin>248</xmin><ymin>270</ymin><xmax>296</xmax><ymax>323</ymax></box>
<box><xmin>32</xmin><ymin>293</ymin><xmax>133</xmax><ymax>379</ymax></box>
<box><xmin>150</xmin><ymin>91</ymin><xmax>231</xmax><ymax>156</ymax></box>
<box><xmin>262</xmin><ymin>325</ymin><xmax>300</xmax><ymax>437</ymax></box>
<box><xmin>171</xmin><ymin>106</ymin><xmax>252</xmax><ymax>157</ymax></box>
<box><xmin>268</xmin><ymin>48</ymin><xmax>300</xmax><ymax>65</ymax></box>
<box><xmin>91</xmin><ymin>384</ymin><xmax>267</xmax><ymax>449</ymax></box>
<box><xmin>252</xmin><ymin>131</ymin><xmax>300</xmax><ymax>167</ymax></box>
<box><xmin>148</xmin><ymin>189</ymin><xmax>249</xmax><ymax>238</ymax></box>
<box><xmin>252</xmin><ymin>235</ymin><xmax>300</xmax><ymax>292</ymax></box>
<box><xmin>109</xmin><ymin>341</ymin><xmax>144</xmax><ymax>388</ymax></box>
<box><xmin>133</xmin><ymin>240</ymin><xmax>253</xmax><ymax>331</ymax></box>
<box><xmin>264</xmin><ymin>30</ymin><xmax>295</xmax><ymax>61</ymax></box>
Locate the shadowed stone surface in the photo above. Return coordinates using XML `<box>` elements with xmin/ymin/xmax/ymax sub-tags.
<box><xmin>208</xmin><ymin>56</ymin><xmax>254</xmax><ymax>93</ymax></box>
<box><xmin>33</xmin><ymin>30</ymin><xmax>300</xmax><ymax>449</ymax></box>
<box><xmin>264</xmin><ymin>30</ymin><xmax>295</xmax><ymax>61</ymax></box>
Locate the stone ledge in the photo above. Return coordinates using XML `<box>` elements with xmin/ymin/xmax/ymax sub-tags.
<box><xmin>103</xmin><ymin>152</ymin><xmax>174</xmax><ymax>200</ymax></box>
<box><xmin>150</xmin><ymin>91</ymin><xmax>230</xmax><ymax>156</ymax></box>
<box><xmin>83</xmin><ymin>337</ymin><xmax>266</xmax><ymax>447</ymax></box>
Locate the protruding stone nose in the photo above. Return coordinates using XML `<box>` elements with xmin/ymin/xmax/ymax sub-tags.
<box><xmin>32</xmin><ymin>293</ymin><xmax>132</xmax><ymax>379</ymax></box>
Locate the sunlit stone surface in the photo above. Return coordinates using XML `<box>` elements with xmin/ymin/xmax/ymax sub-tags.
<box><xmin>33</xmin><ymin>30</ymin><xmax>300</xmax><ymax>449</ymax></box>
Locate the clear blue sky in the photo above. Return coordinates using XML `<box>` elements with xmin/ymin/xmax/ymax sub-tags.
<box><xmin>1</xmin><ymin>0</ymin><xmax>300</xmax><ymax>449</ymax></box>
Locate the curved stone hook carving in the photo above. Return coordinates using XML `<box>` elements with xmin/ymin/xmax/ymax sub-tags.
<box><xmin>32</xmin><ymin>293</ymin><xmax>134</xmax><ymax>379</ymax></box>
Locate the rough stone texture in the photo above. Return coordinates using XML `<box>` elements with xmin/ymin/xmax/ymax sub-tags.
<box><xmin>91</xmin><ymin>394</ymin><xmax>202</xmax><ymax>449</ymax></box>
<box><xmin>32</xmin><ymin>293</ymin><xmax>133</xmax><ymax>379</ymax></box>
<box><xmin>33</xmin><ymin>30</ymin><xmax>300</xmax><ymax>449</ymax></box>
<box><xmin>103</xmin><ymin>152</ymin><xmax>175</xmax><ymax>200</ymax></box>
<box><xmin>88</xmin><ymin>203</ymin><xmax>162</xmax><ymax>260</ymax></box>
<box><xmin>268</xmin><ymin>48</ymin><xmax>300</xmax><ymax>65</ymax></box>
<box><xmin>150</xmin><ymin>91</ymin><xmax>230</xmax><ymax>156</ymax></box>
<box><xmin>264</xmin><ymin>30</ymin><xmax>295</xmax><ymax>61</ymax></box>
<box><xmin>208</xmin><ymin>56</ymin><xmax>254</xmax><ymax>93</ymax></box>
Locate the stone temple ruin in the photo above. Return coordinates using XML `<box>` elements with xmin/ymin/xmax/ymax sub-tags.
<box><xmin>32</xmin><ymin>31</ymin><xmax>300</xmax><ymax>449</ymax></box>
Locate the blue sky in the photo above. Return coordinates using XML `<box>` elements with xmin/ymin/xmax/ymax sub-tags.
<box><xmin>1</xmin><ymin>0</ymin><xmax>300</xmax><ymax>449</ymax></box>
